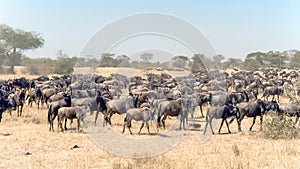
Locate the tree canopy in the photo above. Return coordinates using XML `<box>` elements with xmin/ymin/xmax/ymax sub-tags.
<box><xmin>0</xmin><ymin>24</ymin><xmax>44</xmax><ymax>73</ymax></box>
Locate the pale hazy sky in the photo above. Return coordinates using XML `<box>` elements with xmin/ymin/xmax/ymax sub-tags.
<box><xmin>0</xmin><ymin>0</ymin><xmax>299</xmax><ymax>60</ymax></box>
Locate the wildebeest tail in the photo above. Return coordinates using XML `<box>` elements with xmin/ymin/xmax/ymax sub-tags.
<box><xmin>228</xmin><ymin>118</ymin><xmax>235</xmax><ymax>124</ymax></box>
<box><xmin>157</xmin><ymin>103</ymin><xmax>163</xmax><ymax>124</ymax></box>
<box><xmin>25</xmin><ymin>94</ymin><xmax>30</xmax><ymax>100</ymax></box>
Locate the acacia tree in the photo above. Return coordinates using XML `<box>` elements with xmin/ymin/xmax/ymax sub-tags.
<box><xmin>0</xmin><ymin>24</ymin><xmax>44</xmax><ymax>74</ymax></box>
<box><xmin>172</xmin><ymin>55</ymin><xmax>189</xmax><ymax>69</ymax></box>
<box><xmin>246</xmin><ymin>52</ymin><xmax>267</xmax><ymax>66</ymax></box>
<box><xmin>140</xmin><ymin>52</ymin><xmax>153</xmax><ymax>63</ymax></box>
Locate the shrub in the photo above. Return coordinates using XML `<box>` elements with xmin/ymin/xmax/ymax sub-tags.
<box><xmin>262</xmin><ymin>116</ymin><xmax>298</xmax><ymax>140</ymax></box>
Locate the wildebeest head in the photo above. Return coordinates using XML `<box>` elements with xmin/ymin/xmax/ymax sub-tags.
<box><xmin>143</xmin><ymin>107</ymin><xmax>155</xmax><ymax>121</ymax></box>
<box><xmin>0</xmin><ymin>95</ymin><xmax>16</xmax><ymax>122</ymax></box>
<box><xmin>62</xmin><ymin>93</ymin><xmax>72</xmax><ymax>106</ymax></box>
<box><xmin>226</xmin><ymin>103</ymin><xmax>239</xmax><ymax>117</ymax></box>
<box><xmin>126</xmin><ymin>95</ymin><xmax>135</xmax><ymax>108</ymax></box>
<box><xmin>7</xmin><ymin>94</ymin><xmax>17</xmax><ymax>111</ymax></box>
<box><xmin>264</xmin><ymin>100</ymin><xmax>280</xmax><ymax>114</ymax></box>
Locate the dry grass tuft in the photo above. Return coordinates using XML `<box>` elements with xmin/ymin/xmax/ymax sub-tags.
<box><xmin>232</xmin><ymin>143</ymin><xmax>240</xmax><ymax>157</ymax></box>
<box><xmin>262</xmin><ymin>116</ymin><xmax>299</xmax><ymax>140</ymax></box>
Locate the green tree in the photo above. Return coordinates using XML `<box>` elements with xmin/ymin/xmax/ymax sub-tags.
<box><xmin>117</xmin><ymin>55</ymin><xmax>131</xmax><ymax>67</ymax></box>
<box><xmin>53</xmin><ymin>50</ymin><xmax>77</xmax><ymax>74</ymax></box>
<box><xmin>290</xmin><ymin>51</ymin><xmax>300</xmax><ymax>68</ymax></box>
<box><xmin>223</xmin><ymin>57</ymin><xmax>242</xmax><ymax>69</ymax></box>
<box><xmin>191</xmin><ymin>54</ymin><xmax>207</xmax><ymax>72</ymax></box>
<box><xmin>0</xmin><ymin>24</ymin><xmax>44</xmax><ymax>74</ymax></box>
<box><xmin>212</xmin><ymin>54</ymin><xmax>225</xmax><ymax>69</ymax></box>
<box><xmin>265</xmin><ymin>51</ymin><xmax>289</xmax><ymax>68</ymax></box>
<box><xmin>243</xmin><ymin>58</ymin><xmax>261</xmax><ymax>70</ymax></box>
<box><xmin>99</xmin><ymin>53</ymin><xmax>121</xmax><ymax>67</ymax></box>
<box><xmin>246</xmin><ymin>52</ymin><xmax>267</xmax><ymax>66</ymax></box>
<box><xmin>172</xmin><ymin>55</ymin><xmax>189</xmax><ymax>69</ymax></box>
<box><xmin>140</xmin><ymin>52</ymin><xmax>153</xmax><ymax>63</ymax></box>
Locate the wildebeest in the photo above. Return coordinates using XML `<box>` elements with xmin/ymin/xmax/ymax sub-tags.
<box><xmin>122</xmin><ymin>107</ymin><xmax>154</xmax><ymax>135</ymax></box>
<box><xmin>233</xmin><ymin>100</ymin><xmax>279</xmax><ymax>131</ymax></box>
<box><xmin>157</xmin><ymin>98</ymin><xmax>186</xmax><ymax>130</ymax></box>
<box><xmin>94</xmin><ymin>92</ymin><xmax>109</xmax><ymax>126</ymax></box>
<box><xmin>105</xmin><ymin>95</ymin><xmax>135</xmax><ymax>125</ymax></box>
<box><xmin>57</xmin><ymin>106</ymin><xmax>88</xmax><ymax>132</ymax></box>
<box><xmin>48</xmin><ymin>93</ymin><xmax>72</xmax><ymax>131</ymax></box>
<box><xmin>26</xmin><ymin>88</ymin><xmax>43</xmax><ymax>109</ymax></box>
<box><xmin>278</xmin><ymin>103</ymin><xmax>300</xmax><ymax>127</ymax></box>
<box><xmin>226</xmin><ymin>91</ymin><xmax>249</xmax><ymax>105</ymax></box>
<box><xmin>0</xmin><ymin>94</ymin><xmax>17</xmax><ymax>122</ymax></box>
<box><xmin>262</xmin><ymin>86</ymin><xmax>284</xmax><ymax>102</ymax></box>
<box><xmin>42</xmin><ymin>88</ymin><xmax>57</xmax><ymax>106</ymax></box>
<box><xmin>203</xmin><ymin>104</ymin><xmax>238</xmax><ymax>135</ymax></box>
<box><xmin>13</xmin><ymin>89</ymin><xmax>26</xmax><ymax>117</ymax></box>
<box><xmin>192</xmin><ymin>93</ymin><xmax>210</xmax><ymax>118</ymax></box>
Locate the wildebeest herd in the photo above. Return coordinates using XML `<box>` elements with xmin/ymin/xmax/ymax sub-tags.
<box><xmin>0</xmin><ymin>68</ymin><xmax>299</xmax><ymax>136</ymax></box>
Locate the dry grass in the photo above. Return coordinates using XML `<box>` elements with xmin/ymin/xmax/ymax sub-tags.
<box><xmin>0</xmin><ymin>69</ymin><xmax>300</xmax><ymax>169</ymax></box>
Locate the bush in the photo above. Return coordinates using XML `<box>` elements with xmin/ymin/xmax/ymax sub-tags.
<box><xmin>53</xmin><ymin>57</ymin><xmax>76</xmax><ymax>74</ymax></box>
<box><xmin>262</xmin><ymin>116</ymin><xmax>298</xmax><ymax>140</ymax></box>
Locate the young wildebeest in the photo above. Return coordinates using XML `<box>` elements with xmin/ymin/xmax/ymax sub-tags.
<box><xmin>203</xmin><ymin>104</ymin><xmax>238</xmax><ymax>135</ymax></box>
<box><xmin>48</xmin><ymin>93</ymin><xmax>72</xmax><ymax>131</ymax></box>
<box><xmin>157</xmin><ymin>98</ymin><xmax>186</xmax><ymax>130</ymax></box>
<box><xmin>13</xmin><ymin>89</ymin><xmax>26</xmax><ymax>117</ymax></box>
<box><xmin>122</xmin><ymin>107</ymin><xmax>154</xmax><ymax>135</ymax></box>
<box><xmin>26</xmin><ymin>88</ymin><xmax>43</xmax><ymax>109</ymax></box>
<box><xmin>57</xmin><ymin>106</ymin><xmax>88</xmax><ymax>132</ymax></box>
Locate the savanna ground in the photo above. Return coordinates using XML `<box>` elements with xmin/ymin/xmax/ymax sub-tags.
<box><xmin>0</xmin><ymin>67</ymin><xmax>300</xmax><ymax>169</ymax></box>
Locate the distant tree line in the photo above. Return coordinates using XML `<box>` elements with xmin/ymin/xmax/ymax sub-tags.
<box><xmin>1</xmin><ymin>23</ymin><xmax>300</xmax><ymax>75</ymax></box>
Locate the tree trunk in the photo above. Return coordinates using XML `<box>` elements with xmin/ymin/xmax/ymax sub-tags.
<box><xmin>8</xmin><ymin>48</ymin><xmax>16</xmax><ymax>74</ymax></box>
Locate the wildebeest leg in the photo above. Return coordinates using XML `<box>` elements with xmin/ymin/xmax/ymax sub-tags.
<box><xmin>122</xmin><ymin>120</ymin><xmax>126</xmax><ymax>134</ymax></box>
<box><xmin>146</xmin><ymin>122</ymin><xmax>150</xmax><ymax>134</ymax></box>
<box><xmin>138</xmin><ymin>122</ymin><xmax>145</xmax><ymax>134</ymax></box>
<box><xmin>199</xmin><ymin>105</ymin><xmax>204</xmax><ymax>118</ymax></box>
<box><xmin>64</xmin><ymin>118</ymin><xmax>68</xmax><ymax>130</ymax></box>
<box><xmin>37</xmin><ymin>98</ymin><xmax>40</xmax><ymax>109</ymax></box>
<box><xmin>58</xmin><ymin>116</ymin><xmax>64</xmax><ymax>132</ymax></box>
<box><xmin>237</xmin><ymin>114</ymin><xmax>245</xmax><ymax>132</ymax></box>
<box><xmin>180</xmin><ymin>114</ymin><xmax>186</xmax><ymax>130</ymax></box>
<box><xmin>128</xmin><ymin>121</ymin><xmax>133</xmax><ymax>135</ymax></box>
<box><xmin>225</xmin><ymin>119</ymin><xmax>231</xmax><ymax>134</ymax></box>
<box><xmin>77</xmin><ymin>118</ymin><xmax>80</xmax><ymax>132</ymax></box>
<box><xmin>209</xmin><ymin>118</ymin><xmax>214</xmax><ymax>134</ymax></box>
<box><xmin>203</xmin><ymin>116</ymin><xmax>209</xmax><ymax>135</ymax></box>
<box><xmin>249</xmin><ymin>116</ymin><xmax>257</xmax><ymax>131</ymax></box>
<box><xmin>19</xmin><ymin>105</ymin><xmax>23</xmax><ymax>116</ymax></box>
<box><xmin>49</xmin><ymin>114</ymin><xmax>55</xmax><ymax>131</ymax></box>
<box><xmin>81</xmin><ymin>119</ymin><xmax>87</xmax><ymax>128</ymax></box>
<box><xmin>94</xmin><ymin>110</ymin><xmax>99</xmax><ymax>125</ymax></box>
<box><xmin>218</xmin><ymin>119</ymin><xmax>225</xmax><ymax>134</ymax></box>
<box><xmin>161</xmin><ymin>114</ymin><xmax>167</xmax><ymax>129</ymax></box>
<box><xmin>259</xmin><ymin>115</ymin><xmax>263</xmax><ymax>131</ymax></box>
<box><xmin>17</xmin><ymin>106</ymin><xmax>20</xmax><ymax>117</ymax></box>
